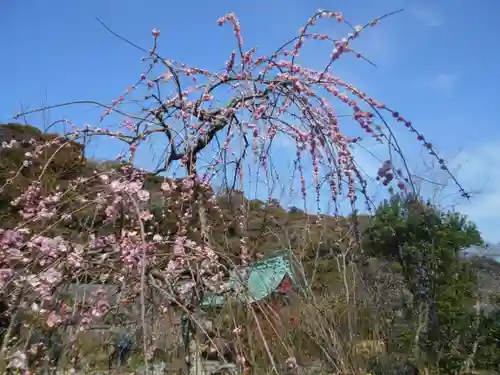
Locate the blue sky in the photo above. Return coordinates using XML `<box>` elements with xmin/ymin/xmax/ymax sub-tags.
<box><xmin>1</xmin><ymin>0</ymin><xmax>500</xmax><ymax>242</ymax></box>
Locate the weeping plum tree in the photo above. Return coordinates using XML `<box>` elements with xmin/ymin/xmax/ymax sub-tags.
<box><xmin>0</xmin><ymin>8</ymin><xmax>469</xmax><ymax>372</ymax></box>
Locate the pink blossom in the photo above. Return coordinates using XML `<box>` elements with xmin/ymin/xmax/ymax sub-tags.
<box><xmin>91</xmin><ymin>300</ymin><xmax>110</xmax><ymax>317</ymax></box>
<box><xmin>137</xmin><ymin>189</ymin><xmax>150</xmax><ymax>201</ymax></box>
<box><xmin>140</xmin><ymin>210</ymin><xmax>153</xmax><ymax>221</ymax></box>
<box><xmin>47</xmin><ymin>311</ymin><xmax>62</xmax><ymax>328</ymax></box>
<box><xmin>109</xmin><ymin>180</ymin><xmax>124</xmax><ymax>192</ymax></box>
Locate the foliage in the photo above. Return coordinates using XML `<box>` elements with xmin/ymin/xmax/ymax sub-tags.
<box><xmin>364</xmin><ymin>193</ymin><xmax>484</xmax><ymax>372</ymax></box>
<box><xmin>472</xmin><ymin>294</ymin><xmax>500</xmax><ymax>369</ymax></box>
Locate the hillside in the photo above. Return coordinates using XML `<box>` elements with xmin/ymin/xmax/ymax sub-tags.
<box><xmin>1</xmin><ymin>123</ymin><xmax>499</xmax><ymax>291</ymax></box>
<box><xmin>0</xmin><ymin>123</ymin><xmax>364</xmax><ymax>263</ymax></box>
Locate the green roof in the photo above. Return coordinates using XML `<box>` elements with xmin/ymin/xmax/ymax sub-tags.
<box><xmin>202</xmin><ymin>249</ymin><xmax>307</xmax><ymax>307</ymax></box>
